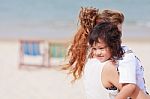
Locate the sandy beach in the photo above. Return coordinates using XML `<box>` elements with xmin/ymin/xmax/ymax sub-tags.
<box><xmin>0</xmin><ymin>40</ymin><xmax>150</xmax><ymax>99</ymax></box>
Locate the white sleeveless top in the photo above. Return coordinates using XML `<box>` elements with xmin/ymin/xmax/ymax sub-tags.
<box><xmin>83</xmin><ymin>46</ymin><xmax>147</xmax><ymax>99</ymax></box>
<box><xmin>83</xmin><ymin>58</ymin><xmax>110</xmax><ymax>99</ymax></box>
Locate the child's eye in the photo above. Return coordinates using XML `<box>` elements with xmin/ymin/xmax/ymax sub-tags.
<box><xmin>98</xmin><ymin>47</ymin><xmax>104</xmax><ymax>50</ymax></box>
<box><xmin>98</xmin><ymin>46</ymin><xmax>107</xmax><ymax>50</ymax></box>
<box><xmin>92</xmin><ymin>48</ymin><xmax>96</xmax><ymax>50</ymax></box>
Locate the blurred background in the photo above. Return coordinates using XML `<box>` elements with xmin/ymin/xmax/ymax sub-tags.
<box><xmin>0</xmin><ymin>0</ymin><xmax>150</xmax><ymax>99</ymax></box>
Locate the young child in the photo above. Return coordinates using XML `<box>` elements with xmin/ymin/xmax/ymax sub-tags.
<box><xmin>88</xmin><ymin>21</ymin><xmax>150</xmax><ymax>99</ymax></box>
<box><xmin>63</xmin><ymin>7</ymin><xmax>148</xmax><ymax>98</ymax></box>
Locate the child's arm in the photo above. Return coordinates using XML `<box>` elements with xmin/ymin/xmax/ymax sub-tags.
<box><xmin>115</xmin><ymin>83</ymin><xmax>136</xmax><ymax>99</ymax></box>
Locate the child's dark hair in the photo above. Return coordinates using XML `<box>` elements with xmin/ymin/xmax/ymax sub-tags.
<box><xmin>89</xmin><ymin>22</ymin><xmax>124</xmax><ymax>60</ymax></box>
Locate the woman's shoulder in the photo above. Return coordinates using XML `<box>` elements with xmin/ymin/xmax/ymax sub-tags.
<box><xmin>85</xmin><ymin>58</ymin><xmax>102</xmax><ymax>67</ymax></box>
<box><xmin>103</xmin><ymin>60</ymin><xmax>116</xmax><ymax>73</ymax></box>
<box><xmin>87</xmin><ymin>58</ymin><xmax>101</xmax><ymax>64</ymax></box>
<box><xmin>101</xmin><ymin>60</ymin><xmax>119</xmax><ymax>88</ymax></box>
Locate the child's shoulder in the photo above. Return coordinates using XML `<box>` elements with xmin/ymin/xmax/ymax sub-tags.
<box><xmin>122</xmin><ymin>45</ymin><xmax>132</xmax><ymax>52</ymax></box>
<box><xmin>121</xmin><ymin>45</ymin><xmax>136</xmax><ymax>60</ymax></box>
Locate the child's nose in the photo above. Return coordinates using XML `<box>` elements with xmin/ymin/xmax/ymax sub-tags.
<box><xmin>95</xmin><ymin>49</ymin><xmax>101</xmax><ymax>55</ymax></box>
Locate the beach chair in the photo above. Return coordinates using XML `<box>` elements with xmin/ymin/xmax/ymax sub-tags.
<box><xmin>48</xmin><ymin>42</ymin><xmax>68</xmax><ymax>67</ymax></box>
<box><xmin>19</xmin><ymin>40</ymin><xmax>48</xmax><ymax>68</ymax></box>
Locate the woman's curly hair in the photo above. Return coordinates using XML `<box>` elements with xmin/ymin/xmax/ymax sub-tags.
<box><xmin>79</xmin><ymin>7</ymin><xmax>99</xmax><ymax>33</ymax></box>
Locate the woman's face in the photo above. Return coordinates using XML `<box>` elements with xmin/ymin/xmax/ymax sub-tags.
<box><xmin>91</xmin><ymin>39</ymin><xmax>112</xmax><ymax>62</ymax></box>
<box><xmin>117</xmin><ymin>23</ymin><xmax>122</xmax><ymax>31</ymax></box>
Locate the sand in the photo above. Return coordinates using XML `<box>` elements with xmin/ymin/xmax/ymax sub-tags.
<box><xmin>0</xmin><ymin>40</ymin><xmax>150</xmax><ymax>99</ymax></box>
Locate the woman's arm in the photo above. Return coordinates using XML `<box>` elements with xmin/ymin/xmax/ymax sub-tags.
<box><xmin>115</xmin><ymin>83</ymin><xmax>136</xmax><ymax>99</ymax></box>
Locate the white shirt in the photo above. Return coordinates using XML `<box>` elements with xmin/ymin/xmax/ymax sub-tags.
<box><xmin>118</xmin><ymin>46</ymin><xmax>146</xmax><ymax>92</ymax></box>
<box><xmin>83</xmin><ymin>58</ymin><xmax>110</xmax><ymax>99</ymax></box>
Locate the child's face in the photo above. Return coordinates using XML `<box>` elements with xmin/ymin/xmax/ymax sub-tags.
<box><xmin>91</xmin><ymin>39</ymin><xmax>112</xmax><ymax>62</ymax></box>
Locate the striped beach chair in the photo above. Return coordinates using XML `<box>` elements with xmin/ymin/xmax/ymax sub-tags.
<box><xmin>19</xmin><ymin>40</ymin><xmax>48</xmax><ymax>68</ymax></box>
<box><xmin>48</xmin><ymin>42</ymin><xmax>68</xmax><ymax>66</ymax></box>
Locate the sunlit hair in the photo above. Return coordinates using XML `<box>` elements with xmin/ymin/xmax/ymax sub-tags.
<box><xmin>79</xmin><ymin>7</ymin><xmax>99</xmax><ymax>33</ymax></box>
<box><xmin>100</xmin><ymin>9</ymin><xmax>124</xmax><ymax>25</ymax></box>
<box><xmin>63</xmin><ymin>7</ymin><xmax>124</xmax><ymax>82</ymax></box>
<box><xmin>62</xmin><ymin>27</ymin><xmax>88</xmax><ymax>82</ymax></box>
<box><xmin>89</xmin><ymin>22</ymin><xmax>124</xmax><ymax>61</ymax></box>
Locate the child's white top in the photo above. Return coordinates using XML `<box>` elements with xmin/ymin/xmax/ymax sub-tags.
<box><xmin>118</xmin><ymin>46</ymin><xmax>146</xmax><ymax>93</ymax></box>
<box><xmin>83</xmin><ymin>58</ymin><xmax>110</xmax><ymax>99</ymax></box>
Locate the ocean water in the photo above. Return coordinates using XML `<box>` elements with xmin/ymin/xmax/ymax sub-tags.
<box><xmin>0</xmin><ymin>0</ymin><xmax>150</xmax><ymax>40</ymax></box>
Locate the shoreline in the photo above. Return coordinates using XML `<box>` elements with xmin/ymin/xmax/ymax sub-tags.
<box><xmin>0</xmin><ymin>23</ymin><xmax>150</xmax><ymax>41</ymax></box>
<box><xmin>0</xmin><ymin>37</ymin><xmax>150</xmax><ymax>43</ymax></box>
